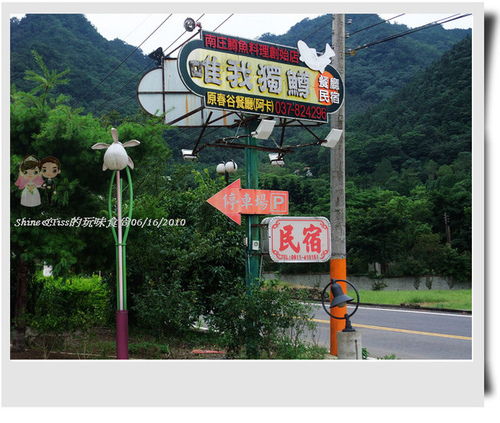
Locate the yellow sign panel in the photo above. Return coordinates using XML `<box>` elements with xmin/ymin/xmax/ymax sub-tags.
<box><xmin>178</xmin><ymin>31</ymin><xmax>344</xmax><ymax>123</ymax></box>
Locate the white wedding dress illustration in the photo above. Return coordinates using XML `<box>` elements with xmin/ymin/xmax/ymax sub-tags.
<box><xmin>20</xmin><ymin>181</ymin><xmax>41</xmax><ymax>207</ymax></box>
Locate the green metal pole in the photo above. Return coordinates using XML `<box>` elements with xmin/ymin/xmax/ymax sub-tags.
<box><xmin>122</xmin><ymin>166</ymin><xmax>134</xmax><ymax>310</ymax></box>
<box><xmin>245</xmin><ymin>121</ymin><xmax>260</xmax><ymax>358</ymax></box>
<box><xmin>108</xmin><ymin>171</ymin><xmax>119</xmax><ymax>309</ymax></box>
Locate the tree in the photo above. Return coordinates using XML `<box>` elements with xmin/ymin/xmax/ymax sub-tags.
<box><xmin>10</xmin><ymin>52</ymin><xmax>167</xmax><ymax>350</ymax></box>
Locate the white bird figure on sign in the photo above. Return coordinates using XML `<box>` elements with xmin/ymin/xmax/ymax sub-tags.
<box><xmin>297</xmin><ymin>40</ymin><xmax>335</xmax><ymax>73</ymax></box>
<box><xmin>92</xmin><ymin>128</ymin><xmax>140</xmax><ymax>171</ymax></box>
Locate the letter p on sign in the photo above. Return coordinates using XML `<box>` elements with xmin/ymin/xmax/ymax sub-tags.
<box><xmin>270</xmin><ymin>192</ymin><xmax>288</xmax><ymax>214</ymax></box>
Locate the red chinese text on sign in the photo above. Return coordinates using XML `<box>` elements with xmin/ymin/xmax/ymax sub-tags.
<box><xmin>263</xmin><ymin>217</ymin><xmax>331</xmax><ymax>263</ymax></box>
<box><xmin>207</xmin><ymin>179</ymin><xmax>288</xmax><ymax>225</ymax></box>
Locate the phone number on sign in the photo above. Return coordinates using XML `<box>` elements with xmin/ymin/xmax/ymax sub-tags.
<box><xmin>274</xmin><ymin>101</ymin><xmax>328</xmax><ymax>121</ymax></box>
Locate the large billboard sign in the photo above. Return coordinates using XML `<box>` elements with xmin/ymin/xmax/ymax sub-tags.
<box><xmin>177</xmin><ymin>31</ymin><xmax>344</xmax><ymax>123</ymax></box>
<box><xmin>261</xmin><ymin>216</ymin><xmax>332</xmax><ymax>262</ymax></box>
<box><xmin>137</xmin><ymin>58</ymin><xmax>239</xmax><ymax>127</ymax></box>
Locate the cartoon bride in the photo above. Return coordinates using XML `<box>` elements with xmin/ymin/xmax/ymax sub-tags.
<box><xmin>14</xmin><ymin>155</ymin><xmax>44</xmax><ymax>207</ymax></box>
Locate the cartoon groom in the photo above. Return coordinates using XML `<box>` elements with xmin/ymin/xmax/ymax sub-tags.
<box><xmin>40</xmin><ymin>156</ymin><xmax>61</xmax><ymax>205</ymax></box>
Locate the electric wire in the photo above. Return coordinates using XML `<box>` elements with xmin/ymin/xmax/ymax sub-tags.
<box><xmin>350</xmin><ymin>14</ymin><xmax>471</xmax><ymax>54</ymax></box>
<box><xmin>311</xmin><ymin>13</ymin><xmax>405</xmax><ymax>53</ymax></box>
<box><xmin>347</xmin><ymin>13</ymin><xmax>405</xmax><ymax>36</ymax></box>
<box><xmin>312</xmin><ymin>13</ymin><xmax>469</xmax><ymax>55</ymax></box>
<box><xmin>91</xmin><ymin>14</ymin><xmax>206</xmax><ymax>115</ymax></box>
<box><xmin>93</xmin><ymin>27</ymin><xmax>203</xmax><ymax>115</ymax></box>
<box><xmin>71</xmin><ymin>14</ymin><xmax>172</xmax><ymax>109</ymax></box>
<box><xmin>122</xmin><ymin>14</ymin><xmax>153</xmax><ymax>43</ymax></box>
<box><xmin>301</xmin><ymin>15</ymin><xmax>333</xmax><ymax>42</ymax></box>
<box><xmin>213</xmin><ymin>14</ymin><xmax>234</xmax><ymax>32</ymax></box>
<box><xmin>95</xmin><ymin>13</ymin><xmax>235</xmax><ymax>116</ymax></box>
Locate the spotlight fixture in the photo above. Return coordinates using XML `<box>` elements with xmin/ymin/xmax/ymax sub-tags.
<box><xmin>251</xmin><ymin>119</ymin><xmax>276</xmax><ymax>140</ymax></box>
<box><xmin>182</xmin><ymin>149</ymin><xmax>197</xmax><ymax>161</ymax></box>
<box><xmin>184</xmin><ymin>18</ymin><xmax>196</xmax><ymax>32</ymax></box>
<box><xmin>269</xmin><ymin>153</ymin><xmax>285</xmax><ymax>167</ymax></box>
<box><xmin>322</xmin><ymin>128</ymin><xmax>343</xmax><ymax>149</ymax></box>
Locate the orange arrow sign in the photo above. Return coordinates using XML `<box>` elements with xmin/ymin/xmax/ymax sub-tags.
<box><xmin>207</xmin><ymin>179</ymin><xmax>289</xmax><ymax>225</ymax></box>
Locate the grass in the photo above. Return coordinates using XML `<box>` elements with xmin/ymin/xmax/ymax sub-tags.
<box><xmin>348</xmin><ymin>289</ymin><xmax>472</xmax><ymax>311</ymax></box>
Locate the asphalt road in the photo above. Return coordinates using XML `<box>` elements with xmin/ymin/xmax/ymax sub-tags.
<box><xmin>308</xmin><ymin>303</ymin><xmax>472</xmax><ymax>359</ymax></box>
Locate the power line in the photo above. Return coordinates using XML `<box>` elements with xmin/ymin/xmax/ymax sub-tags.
<box><xmin>71</xmin><ymin>14</ymin><xmax>172</xmax><ymax>109</ymax></box>
<box><xmin>91</xmin><ymin>25</ymin><xmax>204</xmax><ymax>116</ymax></box>
<box><xmin>348</xmin><ymin>13</ymin><xmax>405</xmax><ymax>37</ymax></box>
<box><xmin>122</xmin><ymin>14</ymin><xmax>153</xmax><ymax>43</ymax></box>
<box><xmin>302</xmin><ymin>15</ymin><xmax>332</xmax><ymax>42</ymax></box>
<box><xmin>311</xmin><ymin>14</ymin><xmax>404</xmax><ymax>53</ymax></box>
<box><xmin>349</xmin><ymin>14</ymin><xmax>471</xmax><ymax>54</ymax></box>
<box><xmin>90</xmin><ymin>14</ymin><xmax>204</xmax><ymax>115</ymax></box>
<box><xmin>94</xmin><ymin>14</ymin><xmax>238</xmax><ymax>116</ymax></box>
<box><xmin>213</xmin><ymin>14</ymin><xmax>234</xmax><ymax>32</ymax></box>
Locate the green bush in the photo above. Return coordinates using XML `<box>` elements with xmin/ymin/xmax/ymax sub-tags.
<box><xmin>205</xmin><ymin>279</ymin><xmax>319</xmax><ymax>359</ymax></box>
<box><xmin>27</xmin><ymin>273</ymin><xmax>112</xmax><ymax>334</ymax></box>
<box><xmin>132</xmin><ymin>279</ymin><xmax>197</xmax><ymax>338</ymax></box>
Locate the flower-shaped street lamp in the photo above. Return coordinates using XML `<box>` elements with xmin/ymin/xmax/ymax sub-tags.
<box><xmin>92</xmin><ymin>128</ymin><xmax>140</xmax><ymax>360</ymax></box>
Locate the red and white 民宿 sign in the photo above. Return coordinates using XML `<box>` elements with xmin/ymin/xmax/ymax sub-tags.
<box><xmin>207</xmin><ymin>179</ymin><xmax>288</xmax><ymax>225</ymax></box>
<box><xmin>262</xmin><ymin>216</ymin><xmax>332</xmax><ymax>263</ymax></box>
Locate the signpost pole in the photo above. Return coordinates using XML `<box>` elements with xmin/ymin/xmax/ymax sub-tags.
<box><xmin>330</xmin><ymin>13</ymin><xmax>347</xmax><ymax>356</ymax></box>
<box><xmin>245</xmin><ymin>121</ymin><xmax>260</xmax><ymax>358</ymax></box>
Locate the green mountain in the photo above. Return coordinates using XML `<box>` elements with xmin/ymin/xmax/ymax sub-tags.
<box><xmin>9</xmin><ymin>13</ymin><xmax>473</xmax><ymax>279</ymax></box>
<box><xmin>260</xmin><ymin>14</ymin><xmax>471</xmax><ymax>116</ymax></box>
<box><xmin>347</xmin><ymin>36</ymin><xmax>472</xmax><ymax>175</ymax></box>
<box><xmin>10</xmin><ymin>14</ymin><xmax>154</xmax><ymax>117</ymax></box>
<box><xmin>10</xmin><ymin>13</ymin><xmax>470</xmax><ymax>120</ymax></box>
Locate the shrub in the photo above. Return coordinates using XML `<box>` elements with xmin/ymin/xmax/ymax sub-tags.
<box><xmin>205</xmin><ymin>278</ymin><xmax>319</xmax><ymax>359</ymax></box>
<box><xmin>26</xmin><ymin>273</ymin><xmax>112</xmax><ymax>357</ymax></box>
<box><xmin>27</xmin><ymin>273</ymin><xmax>111</xmax><ymax>333</ymax></box>
<box><xmin>132</xmin><ymin>279</ymin><xmax>197</xmax><ymax>338</ymax></box>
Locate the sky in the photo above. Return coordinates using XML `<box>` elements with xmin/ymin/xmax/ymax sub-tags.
<box><xmin>9</xmin><ymin>10</ymin><xmax>473</xmax><ymax>58</ymax></box>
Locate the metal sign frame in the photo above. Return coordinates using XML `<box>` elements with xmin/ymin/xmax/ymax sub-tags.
<box><xmin>177</xmin><ymin>31</ymin><xmax>344</xmax><ymax>124</ymax></box>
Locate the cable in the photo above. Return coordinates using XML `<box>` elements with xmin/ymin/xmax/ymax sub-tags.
<box><xmin>71</xmin><ymin>14</ymin><xmax>172</xmax><ymax>109</ymax></box>
<box><xmin>213</xmin><ymin>14</ymin><xmax>234</xmax><ymax>32</ymax></box>
<box><xmin>163</xmin><ymin>13</ymin><xmax>205</xmax><ymax>53</ymax></box>
<box><xmin>301</xmin><ymin>15</ymin><xmax>333</xmax><ymax>42</ymax></box>
<box><xmin>95</xmin><ymin>14</ymin><xmax>238</xmax><ymax>116</ymax></box>
<box><xmin>350</xmin><ymin>14</ymin><xmax>471</xmax><ymax>54</ymax></box>
<box><xmin>348</xmin><ymin>13</ymin><xmax>405</xmax><ymax>37</ymax></box>
<box><xmin>91</xmin><ymin>14</ymin><xmax>206</xmax><ymax>115</ymax></box>
<box><xmin>122</xmin><ymin>14</ymin><xmax>153</xmax><ymax>43</ymax></box>
<box><xmin>310</xmin><ymin>14</ymin><xmax>404</xmax><ymax>54</ymax></box>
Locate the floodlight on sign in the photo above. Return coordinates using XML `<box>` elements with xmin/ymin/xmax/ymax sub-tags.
<box><xmin>322</xmin><ymin>128</ymin><xmax>343</xmax><ymax>149</ymax></box>
<box><xmin>182</xmin><ymin>149</ymin><xmax>197</xmax><ymax>161</ymax></box>
<box><xmin>251</xmin><ymin>120</ymin><xmax>276</xmax><ymax>140</ymax></box>
<box><xmin>269</xmin><ymin>153</ymin><xmax>285</xmax><ymax>167</ymax></box>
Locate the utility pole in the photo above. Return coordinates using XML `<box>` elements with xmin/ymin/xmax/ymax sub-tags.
<box><xmin>330</xmin><ymin>13</ymin><xmax>346</xmax><ymax>356</ymax></box>
<box><xmin>245</xmin><ymin>120</ymin><xmax>260</xmax><ymax>358</ymax></box>
<box><xmin>444</xmin><ymin>212</ymin><xmax>452</xmax><ymax>246</ymax></box>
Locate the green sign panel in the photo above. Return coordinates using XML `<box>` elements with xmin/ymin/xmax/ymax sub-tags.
<box><xmin>177</xmin><ymin>31</ymin><xmax>344</xmax><ymax>123</ymax></box>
